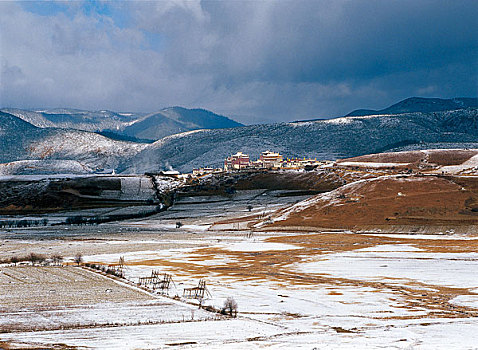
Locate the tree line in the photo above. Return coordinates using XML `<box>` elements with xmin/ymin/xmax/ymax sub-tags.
<box><xmin>0</xmin><ymin>218</ymin><xmax>48</xmax><ymax>228</ymax></box>
<box><xmin>0</xmin><ymin>252</ymin><xmax>64</xmax><ymax>266</ymax></box>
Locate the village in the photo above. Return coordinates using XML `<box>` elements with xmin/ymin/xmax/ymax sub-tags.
<box><xmin>192</xmin><ymin>150</ymin><xmax>329</xmax><ymax>177</ymax></box>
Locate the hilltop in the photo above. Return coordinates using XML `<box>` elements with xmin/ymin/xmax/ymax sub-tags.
<box><xmin>346</xmin><ymin>97</ymin><xmax>478</xmax><ymax>117</ymax></box>
<box><xmin>121</xmin><ymin>107</ymin><xmax>243</xmax><ymax>141</ymax></box>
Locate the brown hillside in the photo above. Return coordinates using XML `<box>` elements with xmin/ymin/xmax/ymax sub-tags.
<box><xmin>338</xmin><ymin>149</ymin><xmax>478</xmax><ymax>167</ymax></box>
<box><xmin>264</xmin><ymin>175</ymin><xmax>478</xmax><ymax>230</ymax></box>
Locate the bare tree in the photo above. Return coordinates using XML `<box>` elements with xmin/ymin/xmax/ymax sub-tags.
<box><xmin>222</xmin><ymin>297</ymin><xmax>238</xmax><ymax>318</ymax></box>
<box><xmin>74</xmin><ymin>253</ymin><xmax>83</xmax><ymax>266</ymax></box>
<box><xmin>247</xmin><ymin>205</ymin><xmax>253</xmax><ymax>212</ymax></box>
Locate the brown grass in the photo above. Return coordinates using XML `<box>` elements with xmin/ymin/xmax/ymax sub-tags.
<box><xmin>328</xmin><ymin>291</ymin><xmax>343</xmax><ymax>295</ymax></box>
<box><xmin>264</xmin><ymin>175</ymin><xmax>478</xmax><ymax>229</ymax></box>
<box><xmin>267</xmin><ymin>232</ymin><xmax>478</xmax><ymax>254</ymax></box>
<box><xmin>339</xmin><ymin>150</ymin><xmax>478</xmax><ymax>167</ymax></box>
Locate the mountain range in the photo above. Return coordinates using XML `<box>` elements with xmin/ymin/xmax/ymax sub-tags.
<box><xmin>2</xmin><ymin>106</ymin><xmax>242</xmax><ymax>142</ymax></box>
<box><xmin>1</xmin><ymin>97</ymin><xmax>477</xmax><ymax>174</ymax></box>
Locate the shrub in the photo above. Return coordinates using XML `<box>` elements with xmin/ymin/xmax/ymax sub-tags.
<box><xmin>28</xmin><ymin>252</ymin><xmax>44</xmax><ymax>266</ymax></box>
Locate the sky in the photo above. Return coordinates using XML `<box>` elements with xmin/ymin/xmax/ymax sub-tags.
<box><xmin>0</xmin><ymin>0</ymin><xmax>476</xmax><ymax>124</ymax></box>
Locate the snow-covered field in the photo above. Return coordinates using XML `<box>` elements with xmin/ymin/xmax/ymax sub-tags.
<box><xmin>3</xmin><ymin>232</ymin><xmax>478</xmax><ymax>349</ymax></box>
<box><xmin>1</xmin><ymin>190</ymin><xmax>477</xmax><ymax>349</ymax></box>
<box><xmin>296</xmin><ymin>244</ymin><xmax>478</xmax><ymax>288</ymax></box>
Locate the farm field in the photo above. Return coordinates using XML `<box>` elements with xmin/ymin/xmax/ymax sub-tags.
<box><xmin>1</xmin><ymin>189</ymin><xmax>478</xmax><ymax>349</ymax></box>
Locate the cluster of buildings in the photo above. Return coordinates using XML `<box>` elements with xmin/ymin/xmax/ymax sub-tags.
<box><xmin>191</xmin><ymin>150</ymin><xmax>326</xmax><ymax>177</ymax></box>
<box><xmin>189</xmin><ymin>150</ymin><xmax>329</xmax><ymax>177</ymax></box>
<box><xmin>224</xmin><ymin>150</ymin><xmax>323</xmax><ymax>171</ymax></box>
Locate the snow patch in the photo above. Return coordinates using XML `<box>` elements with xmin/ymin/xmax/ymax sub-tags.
<box><xmin>223</xmin><ymin>241</ymin><xmax>301</xmax><ymax>252</ymax></box>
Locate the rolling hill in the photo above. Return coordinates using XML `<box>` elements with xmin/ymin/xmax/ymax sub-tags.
<box><xmin>259</xmin><ymin>174</ymin><xmax>478</xmax><ymax>231</ymax></box>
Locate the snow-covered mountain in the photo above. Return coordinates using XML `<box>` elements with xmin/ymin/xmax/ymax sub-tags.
<box><xmin>0</xmin><ymin>111</ymin><xmax>147</xmax><ymax>172</ymax></box>
<box><xmin>121</xmin><ymin>107</ymin><xmax>243</xmax><ymax>141</ymax></box>
<box><xmin>1</xmin><ymin>101</ymin><xmax>477</xmax><ymax>175</ymax></box>
<box><xmin>1</xmin><ymin>106</ymin><xmax>243</xmax><ymax>142</ymax></box>
<box><xmin>0</xmin><ymin>159</ymin><xmax>93</xmax><ymax>175</ymax></box>
<box><xmin>1</xmin><ymin>108</ymin><xmax>139</xmax><ymax>132</ymax></box>
<box><xmin>122</xmin><ymin>108</ymin><xmax>478</xmax><ymax>173</ymax></box>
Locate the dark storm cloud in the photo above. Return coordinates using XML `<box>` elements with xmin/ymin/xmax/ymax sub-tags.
<box><xmin>0</xmin><ymin>0</ymin><xmax>476</xmax><ymax>123</ymax></box>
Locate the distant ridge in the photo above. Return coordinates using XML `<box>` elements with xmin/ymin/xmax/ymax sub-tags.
<box><xmin>346</xmin><ymin>97</ymin><xmax>478</xmax><ymax>117</ymax></box>
<box><xmin>1</xmin><ymin>106</ymin><xmax>244</xmax><ymax>142</ymax></box>
<box><xmin>121</xmin><ymin>106</ymin><xmax>243</xmax><ymax>141</ymax></box>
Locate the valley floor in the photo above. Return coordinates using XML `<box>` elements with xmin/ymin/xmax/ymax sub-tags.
<box><xmin>1</xmin><ymin>189</ymin><xmax>477</xmax><ymax>349</ymax></box>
